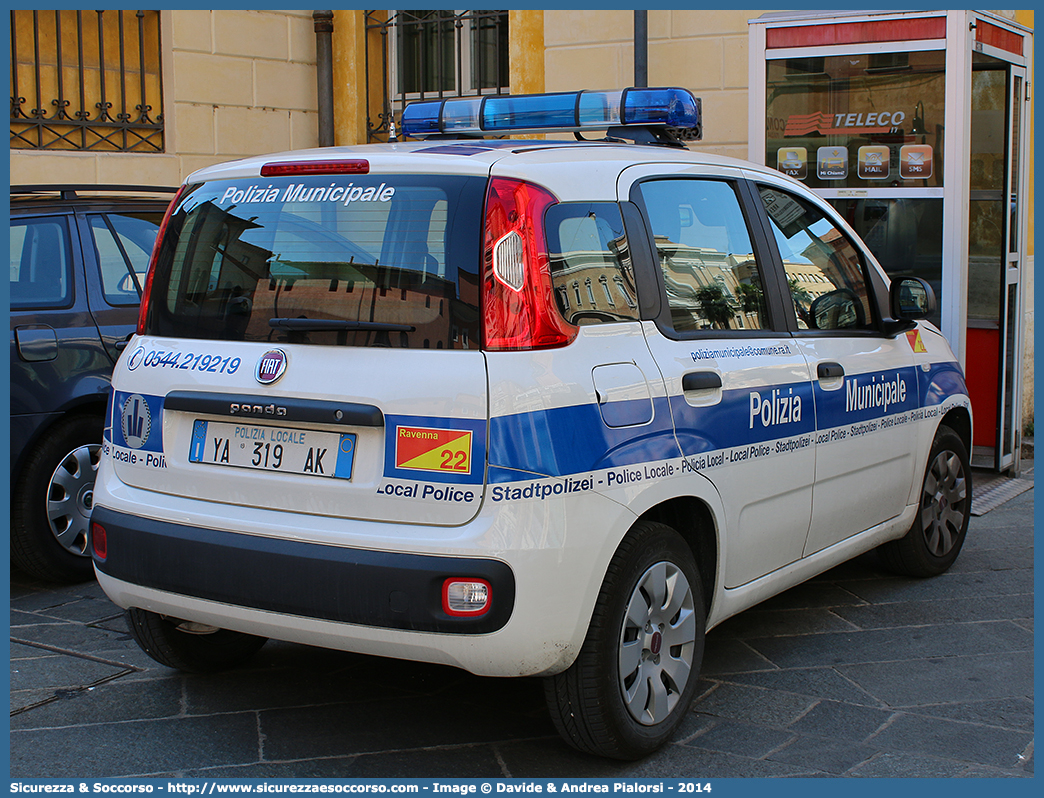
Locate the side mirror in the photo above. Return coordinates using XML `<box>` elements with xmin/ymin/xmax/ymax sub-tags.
<box><xmin>891</xmin><ymin>277</ymin><xmax>936</xmax><ymax>321</ymax></box>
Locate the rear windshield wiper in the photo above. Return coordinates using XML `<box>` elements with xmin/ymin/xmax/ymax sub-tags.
<box><xmin>268</xmin><ymin>317</ymin><xmax>416</xmax><ymax>333</ymax></box>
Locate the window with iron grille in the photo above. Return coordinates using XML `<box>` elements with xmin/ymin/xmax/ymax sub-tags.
<box><xmin>10</xmin><ymin>9</ymin><xmax>164</xmax><ymax>152</ymax></box>
<box><xmin>366</xmin><ymin>9</ymin><xmax>508</xmax><ymax>141</ymax></box>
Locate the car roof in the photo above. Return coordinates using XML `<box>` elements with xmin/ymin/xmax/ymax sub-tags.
<box><xmin>184</xmin><ymin>139</ymin><xmax>780</xmax><ymax>184</ymax></box>
<box><xmin>10</xmin><ymin>185</ymin><xmax>178</xmax><ymax>213</ymax></box>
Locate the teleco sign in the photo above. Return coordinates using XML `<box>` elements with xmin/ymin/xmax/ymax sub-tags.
<box><xmin>784</xmin><ymin>110</ymin><xmax>907</xmax><ymax>137</ymax></box>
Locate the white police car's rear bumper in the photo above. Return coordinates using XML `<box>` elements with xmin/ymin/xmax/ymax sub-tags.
<box><xmin>90</xmin><ymin>479</ymin><xmax>633</xmax><ymax>678</ymax></box>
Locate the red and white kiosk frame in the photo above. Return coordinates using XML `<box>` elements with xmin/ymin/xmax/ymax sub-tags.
<box><xmin>749</xmin><ymin>9</ymin><xmax>1032</xmax><ymax>474</ymax></box>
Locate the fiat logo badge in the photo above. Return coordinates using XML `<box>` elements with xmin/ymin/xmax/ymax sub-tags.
<box><xmin>255</xmin><ymin>349</ymin><xmax>287</xmax><ymax>384</ymax></box>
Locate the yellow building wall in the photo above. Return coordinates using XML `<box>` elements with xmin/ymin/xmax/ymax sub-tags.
<box><xmin>330</xmin><ymin>10</ymin><xmax>370</xmax><ymax>147</ymax></box>
<box><xmin>510</xmin><ymin>10</ymin><xmax>545</xmax><ymax>96</ymax></box>
<box><xmin>542</xmin><ymin>9</ymin><xmax>763</xmax><ymax>159</ymax></box>
<box><xmin>10</xmin><ymin>9</ymin><xmax>319</xmax><ymax>186</ymax></box>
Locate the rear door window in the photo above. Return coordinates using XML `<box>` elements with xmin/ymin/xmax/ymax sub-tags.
<box><xmin>147</xmin><ymin>175</ymin><xmax>486</xmax><ymax>349</ymax></box>
<box><xmin>636</xmin><ymin>179</ymin><xmax>770</xmax><ymax>332</ymax></box>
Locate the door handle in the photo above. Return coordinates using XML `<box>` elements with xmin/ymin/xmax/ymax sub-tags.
<box><xmin>682</xmin><ymin>371</ymin><xmax>722</xmax><ymax>391</ymax></box>
<box><xmin>817</xmin><ymin>362</ymin><xmax>844</xmax><ymax>379</ymax></box>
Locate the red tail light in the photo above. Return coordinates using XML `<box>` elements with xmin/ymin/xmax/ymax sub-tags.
<box><xmin>137</xmin><ymin>184</ymin><xmax>187</xmax><ymax>335</ymax></box>
<box><xmin>481</xmin><ymin>177</ymin><xmax>578</xmax><ymax>351</ymax></box>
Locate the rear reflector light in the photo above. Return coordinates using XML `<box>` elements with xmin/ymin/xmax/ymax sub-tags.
<box><xmin>138</xmin><ymin>184</ymin><xmax>187</xmax><ymax>335</ymax></box>
<box><xmin>442</xmin><ymin>579</ymin><xmax>491</xmax><ymax>616</ymax></box>
<box><xmin>91</xmin><ymin>522</ymin><xmax>107</xmax><ymax>560</ymax></box>
<box><xmin>260</xmin><ymin>160</ymin><xmax>369</xmax><ymax>176</ymax></box>
<box><xmin>492</xmin><ymin>231</ymin><xmax>525</xmax><ymax>291</ymax></box>
<box><xmin>482</xmin><ymin>177</ymin><xmax>578</xmax><ymax>351</ymax></box>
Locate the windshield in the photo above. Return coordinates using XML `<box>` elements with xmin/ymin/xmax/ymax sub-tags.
<box><xmin>146</xmin><ymin>174</ymin><xmax>485</xmax><ymax>349</ymax></box>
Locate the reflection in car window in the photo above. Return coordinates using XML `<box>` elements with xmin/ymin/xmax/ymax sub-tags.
<box><xmin>546</xmin><ymin>203</ymin><xmax>639</xmax><ymax>326</ymax></box>
<box><xmin>89</xmin><ymin>213</ymin><xmax>163</xmax><ymax>306</ymax></box>
<box><xmin>9</xmin><ymin>216</ymin><xmax>72</xmax><ymax>308</ymax></box>
<box><xmin>758</xmin><ymin>187</ymin><xmax>875</xmax><ymax>331</ymax></box>
<box><xmin>638</xmin><ymin>179</ymin><xmax>768</xmax><ymax>332</ymax></box>
<box><xmin>149</xmin><ymin>175</ymin><xmax>485</xmax><ymax>349</ymax></box>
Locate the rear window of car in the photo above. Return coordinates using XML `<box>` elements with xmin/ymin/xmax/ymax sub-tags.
<box><xmin>145</xmin><ymin>175</ymin><xmax>486</xmax><ymax>349</ymax></box>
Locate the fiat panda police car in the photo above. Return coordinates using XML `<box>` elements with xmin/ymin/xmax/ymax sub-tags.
<box><xmin>91</xmin><ymin>88</ymin><xmax>972</xmax><ymax>760</ymax></box>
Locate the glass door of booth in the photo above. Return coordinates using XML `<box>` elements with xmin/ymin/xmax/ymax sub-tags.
<box><xmin>966</xmin><ymin>54</ymin><xmax>1026</xmax><ymax>472</ymax></box>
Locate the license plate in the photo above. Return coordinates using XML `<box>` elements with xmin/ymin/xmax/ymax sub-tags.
<box><xmin>188</xmin><ymin>420</ymin><xmax>356</xmax><ymax>479</ymax></box>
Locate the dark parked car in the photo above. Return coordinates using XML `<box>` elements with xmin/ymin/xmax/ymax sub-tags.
<box><xmin>10</xmin><ymin>185</ymin><xmax>176</xmax><ymax>581</ymax></box>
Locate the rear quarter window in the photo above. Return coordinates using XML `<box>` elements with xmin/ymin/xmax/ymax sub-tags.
<box><xmin>546</xmin><ymin>202</ymin><xmax>640</xmax><ymax>326</ymax></box>
<box><xmin>88</xmin><ymin>212</ymin><xmax>163</xmax><ymax>306</ymax></box>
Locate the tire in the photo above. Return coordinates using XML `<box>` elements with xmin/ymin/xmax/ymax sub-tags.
<box><xmin>126</xmin><ymin>608</ymin><xmax>267</xmax><ymax>673</ymax></box>
<box><xmin>11</xmin><ymin>415</ymin><xmax>102</xmax><ymax>582</ymax></box>
<box><xmin>878</xmin><ymin>425</ymin><xmax>972</xmax><ymax>577</ymax></box>
<box><xmin>544</xmin><ymin>521</ymin><xmax>706</xmax><ymax>759</ymax></box>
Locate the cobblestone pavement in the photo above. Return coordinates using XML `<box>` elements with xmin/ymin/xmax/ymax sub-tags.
<box><xmin>10</xmin><ymin>467</ymin><xmax>1033</xmax><ymax>779</ymax></box>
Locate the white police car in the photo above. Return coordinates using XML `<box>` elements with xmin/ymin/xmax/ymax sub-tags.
<box><xmin>92</xmin><ymin>88</ymin><xmax>972</xmax><ymax>759</ymax></box>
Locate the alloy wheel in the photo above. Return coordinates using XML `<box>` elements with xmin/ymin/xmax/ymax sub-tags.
<box><xmin>618</xmin><ymin>561</ymin><xmax>698</xmax><ymax>725</ymax></box>
<box><xmin>920</xmin><ymin>449</ymin><xmax>969</xmax><ymax>557</ymax></box>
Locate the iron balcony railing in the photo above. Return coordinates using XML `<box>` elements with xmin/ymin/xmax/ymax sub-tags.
<box><xmin>365</xmin><ymin>9</ymin><xmax>508</xmax><ymax>142</ymax></box>
<box><xmin>10</xmin><ymin>9</ymin><xmax>164</xmax><ymax>152</ymax></box>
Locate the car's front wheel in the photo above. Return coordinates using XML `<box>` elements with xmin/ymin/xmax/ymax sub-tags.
<box><xmin>126</xmin><ymin>608</ymin><xmax>268</xmax><ymax>673</ymax></box>
<box><xmin>878</xmin><ymin>424</ymin><xmax>972</xmax><ymax>577</ymax></box>
<box><xmin>544</xmin><ymin>521</ymin><xmax>706</xmax><ymax>759</ymax></box>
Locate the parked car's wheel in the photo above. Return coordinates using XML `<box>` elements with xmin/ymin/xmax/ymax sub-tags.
<box><xmin>126</xmin><ymin>608</ymin><xmax>268</xmax><ymax>673</ymax></box>
<box><xmin>878</xmin><ymin>424</ymin><xmax>971</xmax><ymax>577</ymax></box>
<box><xmin>11</xmin><ymin>414</ymin><xmax>102</xmax><ymax>582</ymax></box>
<box><xmin>544</xmin><ymin>520</ymin><xmax>705</xmax><ymax>759</ymax></box>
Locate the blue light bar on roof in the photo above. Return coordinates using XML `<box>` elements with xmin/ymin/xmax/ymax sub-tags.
<box><xmin>400</xmin><ymin>88</ymin><xmax>700</xmax><ymax>139</ymax></box>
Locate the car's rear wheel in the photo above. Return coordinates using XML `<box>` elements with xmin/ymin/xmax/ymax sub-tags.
<box><xmin>544</xmin><ymin>521</ymin><xmax>705</xmax><ymax>759</ymax></box>
<box><xmin>126</xmin><ymin>608</ymin><xmax>267</xmax><ymax>673</ymax></box>
<box><xmin>878</xmin><ymin>424</ymin><xmax>971</xmax><ymax>577</ymax></box>
<box><xmin>11</xmin><ymin>415</ymin><xmax>101</xmax><ymax>583</ymax></box>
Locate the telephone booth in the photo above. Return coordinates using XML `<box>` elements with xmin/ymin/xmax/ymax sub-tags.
<box><xmin>748</xmin><ymin>10</ymin><xmax>1032</xmax><ymax>473</ymax></box>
